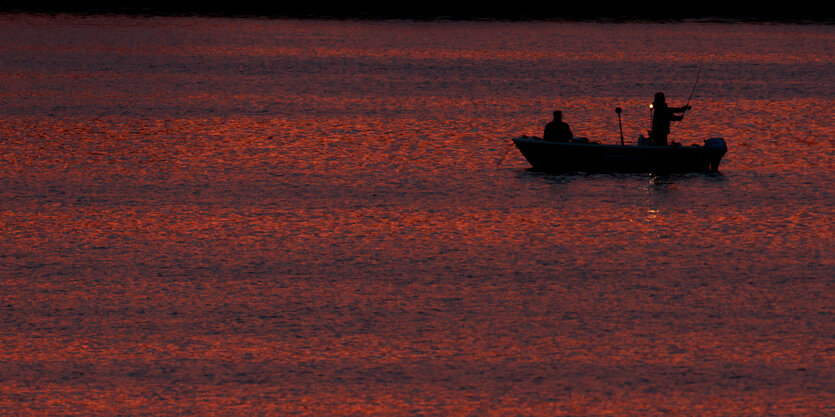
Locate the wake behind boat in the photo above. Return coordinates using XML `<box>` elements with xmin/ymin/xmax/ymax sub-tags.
<box><xmin>512</xmin><ymin>136</ymin><xmax>727</xmax><ymax>173</ymax></box>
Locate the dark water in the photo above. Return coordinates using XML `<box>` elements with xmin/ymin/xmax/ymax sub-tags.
<box><xmin>1</xmin><ymin>14</ymin><xmax>833</xmax><ymax>416</ymax></box>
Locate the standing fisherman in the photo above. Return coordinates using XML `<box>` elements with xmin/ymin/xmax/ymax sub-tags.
<box><xmin>649</xmin><ymin>92</ymin><xmax>690</xmax><ymax>146</ymax></box>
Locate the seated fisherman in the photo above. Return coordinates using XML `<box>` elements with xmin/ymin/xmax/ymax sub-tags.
<box><xmin>543</xmin><ymin>110</ymin><xmax>573</xmax><ymax>142</ymax></box>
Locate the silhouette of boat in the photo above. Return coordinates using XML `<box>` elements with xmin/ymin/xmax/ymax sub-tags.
<box><xmin>512</xmin><ymin>136</ymin><xmax>727</xmax><ymax>173</ymax></box>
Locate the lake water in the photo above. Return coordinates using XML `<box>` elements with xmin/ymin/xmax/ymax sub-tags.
<box><xmin>0</xmin><ymin>13</ymin><xmax>833</xmax><ymax>416</ymax></box>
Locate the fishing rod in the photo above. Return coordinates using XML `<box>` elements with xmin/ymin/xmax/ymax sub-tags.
<box><xmin>615</xmin><ymin>107</ymin><xmax>624</xmax><ymax>145</ymax></box>
<box><xmin>684</xmin><ymin>64</ymin><xmax>702</xmax><ymax>110</ymax></box>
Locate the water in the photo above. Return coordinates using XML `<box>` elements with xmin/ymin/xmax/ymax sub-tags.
<box><xmin>0</xmin><ymin>14</ymin><xmax>833</xmax><ymax>416</ymax></box>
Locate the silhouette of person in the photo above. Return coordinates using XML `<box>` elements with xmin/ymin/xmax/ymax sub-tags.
<box><xmin>543</xmin><ymin>110</ymin><xmax>573</xmax><ymax>142</ymax></box>
<box><xmin>650</xmin><ymin>92</ymin><xmax>690</xmax><ymax>146</ymax></box>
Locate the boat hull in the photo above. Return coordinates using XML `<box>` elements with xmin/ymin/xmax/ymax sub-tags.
<box><xmin>512</xmin><ymin>137</ymin><xmax>727</xmax><ymax>173</ymax></box>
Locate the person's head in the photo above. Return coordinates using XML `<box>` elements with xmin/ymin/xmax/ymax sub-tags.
<box><xmin>553</xmin><ymin>110</ymin><xmax>563</xmax><ymax>121</ymax></box>
<box><xmin>654</xmin><ymin>92</ymin><xmax>666</xmax><ymax>104</ymax></box>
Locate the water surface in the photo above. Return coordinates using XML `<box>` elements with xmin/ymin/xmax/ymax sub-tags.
<box><xmin>0</xmin><ymin>14</ymin><xmax>833</xmax><ymax>416</ymax></box>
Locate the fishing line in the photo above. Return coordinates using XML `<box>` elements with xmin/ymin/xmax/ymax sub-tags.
<box><xmin>495</xmin><ymin>140</ymin><xmax>515</xmax><ymax>166</ymax></box>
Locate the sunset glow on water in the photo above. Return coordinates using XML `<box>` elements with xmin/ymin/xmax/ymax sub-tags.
<box><xmin>0</xmin><ymin>13</ymin><xmax>833</xmax><ymax>416</ymax></box>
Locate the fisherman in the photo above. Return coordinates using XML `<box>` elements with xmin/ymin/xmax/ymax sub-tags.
<box><xmin>543</xmin><ymin>110</ymin><xmax>573</xmax><ymax>142</ymax></box>
<box><xmin>650</xmin><ymin>92</ymin><xmax>690</xmax><ymax>146</ymax></box>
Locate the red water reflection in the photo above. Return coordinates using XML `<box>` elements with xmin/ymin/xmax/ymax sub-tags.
<box><xmin>1</xmin><ymin>14</ymin><xmax>833</xmax><ymax>417</ymax></box>
<box><xmin>3</xmin><ymin>107</ymin><xmax>833</xmax><ymax>415</ymax></box>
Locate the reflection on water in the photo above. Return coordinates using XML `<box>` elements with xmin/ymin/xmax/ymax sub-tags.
<box><xmin>1</xmin><ymin>13</ymin><xmax>833</xmax><ymax>416</ymax></box>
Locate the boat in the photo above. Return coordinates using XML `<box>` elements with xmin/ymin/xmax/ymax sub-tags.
<box><xmin>512</xmin><ymin>136</ymin><xmax>727</xmax><ymax>173</ymax></box>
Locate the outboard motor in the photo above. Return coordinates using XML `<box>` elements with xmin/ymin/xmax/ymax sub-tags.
<box><xmin>703</xmin><ymin>138</ymin><xmax>727</xmax><ymax>172</ymax></box>
<box><xmin>704</xmin><ymin>137</ymin><xmax>727</xmax><ymax>151</ymax></box>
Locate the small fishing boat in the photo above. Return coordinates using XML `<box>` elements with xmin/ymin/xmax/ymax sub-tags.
<box><xmin>512</xmin><ymin>136</ymin><xmax>727</xmax><ymax>173</ymax></box>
